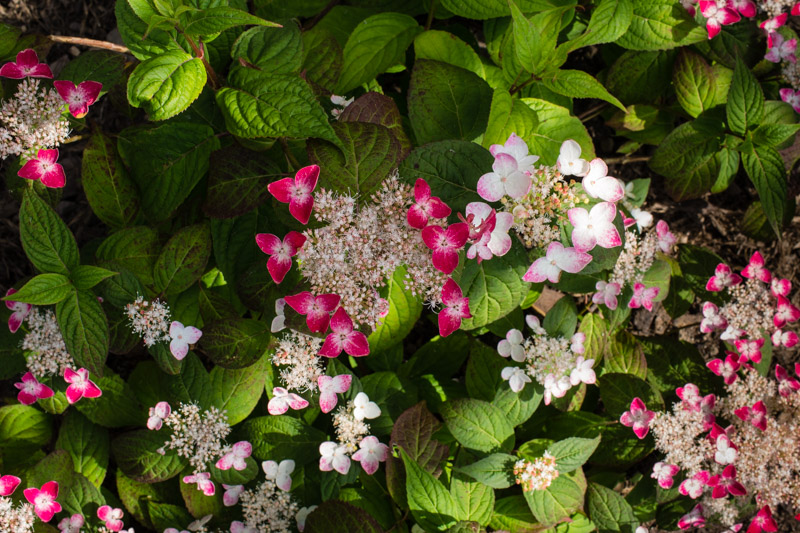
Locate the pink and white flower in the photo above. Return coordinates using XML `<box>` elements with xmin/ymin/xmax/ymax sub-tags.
<box><xmin>734</xmin><ymin>338</ymin><xmax>764</xmax><ymax>364</ymax></box>
<box><xmin>748</xmin><ymin>506</ymin><xmax>778</xmax><ymax>533</ymax></box>
<box><xmin>230</xmin><ymin>521</ymin><xmax>257</xmax><ymax>533</ymax></box>
<box><xmin>438</xmin><ymin>278</ymin><xmax>471</xmax><ymax>337</ymax></box>
<box><xmin>5</xmin><ymin>288</ymin><xmax>31</xmax><ymax>333</ymax></box>
<box><xmin>523</xmin><ymin>241</ymin><xmax>592</xmax><ymax>283</ymax></box>
<box><xmin>268</xmin><ymin>387</ymin><xmax>309</xmax><ymax>415</ymax></box>
<box><xmin>569</xmin><ymin>356</ymin><xmax>595</xmax><ymax>386</ymax></box>
<box><xmin>216</xmin><ymin>441</ymin><xmax>252</xmax><ymax>471</ymax></box>
<box><xmin>222</xmin><ymin>484</ymin><xmax>244</xmax><ymax>506</ymax></box>
<box><xmin>734</xmin><ymin>400</ymin><xmax>767</xmax><ymax>431</ymax></box>
<box><xmin>498</xmin><ymin>329</ymin><xmax>525</xmax><ymax>362</ymax></box>
<box><xmin>271</xmin><ymin>298</ymin><xmax>286</xmax><ymax>333</ymax></box>
<box><xmin>765</xmin><ymin>32</ymin><xmax>797</xmax><ymax>63</ymax></box>
<box><xmin>570</xmin><ymin>332</ymin><xmax>585</xmax><ymax>354</ymax></box>
<box><xmin>464</xmin><ymin>202</ymin><xmax>514</xmax><ymax>260</ymax></box>
<box><xmin>700</xmin><ymin>302</ymin><xmax>727</xmax><ymax>333</ymax></box>
<box><xmin>772</xmin><ymin>328</ymin><xmax>799</xmax><ymax>348</ymax></box>
<box><xmin>580</xmin><ymin>159</ymin><xmax>624</xmax><ymax>202</ymax></box>
<box><xmin>620</xmin><ymin>397</ymin><xmax>655</xmax><ymax>439</ymax></box>
<box><xmin>489</xmin><ymin>133</ymin><xmax>540</xmax><ymax>173</ymax></box>
<box><xmin>741</xmin><ymin>251</ymin><xmax>771</xmax><ymax>283</ymax></box>
<box><xmin>23</xmin><ymin>481</ymin><xmax>62</xmax><ymax>522</ymax></box>
<box><xmin>58</xmin><ymin>514</ymin><xmax>84</xmax><ymax>533</ymax></box>
<box><xmin>710</xmin><ymin>465</ymin><xmax>746</xmax><ymax>499</ymax></box>
<box><xmin>407</xmin><ymin>178</ymin><xmax>451</xmax><ymax>229</ymax></box>
<box><xmin>319</xmin><ymin>441</ymin><xmax>350</xmax><ymax>474</ymax></box>
<box><xmin>651</xmin><ymin>462</ymin><xmax>679</xmax><ymax>489</ymax></box>
<box><xmin>543</xmin><ymin>373</ymin><xmax>570</xmax><ymax>405</ymax></box>
<box><xmin>97</xmin><ymin>505</ymin><xmax>124</xmax><ymax>532</ymax></box>
<box><xmin>677</xmin><ymin>504</ymin><xmax>705</xmax><ymax>530</ymax></box>
<box><xmin>169</xmin><ymin>321</ymin><xmax>202</xmax><ymax>361</ymax></box>
<box><xmin>592</xmin><ymin>280</ymin><xmax>620</xmax><ymax>310</ymax></box>
<box><xmin>774</xmin><ymin>295</ymin><xmax>800</xmax><ymax>328</ymax></box>
<box><xmin>630</xmin><ymin>208</ymin><xmax>653</xmax><ymax>231</ymax></box>
<box><xmin>525</xmin><ymin>314</ymin><xmax>546</xmax><ymax>334</ymax></box>
<box><xmin>296</xmin><ymin>506</ymin><xmax>317</xmax><ymax>532</ymax></box>
<box><xmin>699</xmin><ymin>0</ymin><xmax>740</xmax><ymax>39</ymax></box>
<box><xmin>780</xmin><ymin>88</ymin><xmax>800</xmax><ymax>113</ymax></box>
<box><xmin>18</xmin><ymin>148</ymin><xmax>66</xmax><ymax>188</ymax></box>
<box><xmin>284</xmin><ymin>292</ymin><xmax>341</xmax><ymax>333</ymax></box>
<box><xmin>731</xmin><ymin>0</ymin><xmax>755</xmax><ymax>16</ymax></box>
<box><xmin>53</xmin><ymin>80</ymin><xmax>102</xmax><ymax>118</ymax></box>
<box><xmin>63</xmin><ymin>368</ymin><xmax>102</xmax><ymax>404</ymax></box>
<box><xmin>262</xmin><ymin>459</ymin><xmax>295</xmax><ymax>491</ymax></box>
<box><xmin>568</xmin><ymin>202</ymin><xmax>621</xmax><ymax>252</ymax></box>
<box><xmin>14</xmin><ymin>372</ymin><xmax>54</xmax><ymax>405</ymax></box>
<box><xmin>720</xmin><ymin>325</ymin><xmax>746</xmax><ymax>341</ymax></box>
<box><xmin>775</xmin><ymin>364</ymin><xmax>800</xmax><ymax>397</ymax></box>
<box><xmin>318</xmin><ymin>374</ymin><xmax>352</xmax><ymax>413</ymax></box>
<box><xmin>679</xmin><ymin>470</ymin><xmax>711</xmax><ymax>499</ymax></box>
<box><xmin>421</xmin><ymin>223</ymin><xmax>469</xmax><ymax>274</ymax></box>
<box><xmin>501</xmin><ymin>366</ymin><xmax>531</xmax><ymax>392</ymax></box>
<box><xmin>255</xmin><ymin>231</ymin><xmax>307</xmax><ymax>284</ymax></box>
<box><xmin>319</xmin><ymin>307</ymin><xmax>369</xmax><ymax>358</ymax></box>
<box><xmin>628</xmin><ymin>282</ymin><xmax>659</xmax><ymax>312</ymax></box>
<box><xmin>353</xmin><ymin>392</ymin><xmax>380</xmax><ymax>421</ymax></box>
<box><xmin>0</xmin><ymin>474</ymin><xmax>21</xmax><ymax>496</ymax></box>
<box><xmin>556</xmin><ymin>140</ymin><xmax>590</xmax><ymax>176</ymax></box>
<box><xmin>707</xmin><ymin>353</ymin><xmax>741</xmax><ymax>385</ymax></box>
<box><xmin>770</xmin><ymin>277</ymin><xmax>791</xmax><ymax>297</ymax></box>
<box><xmin>760</xmin><ymin>14</ymin><xmax>788</xmax><ymax>48</ymax></box>
<box><xmin>267</xmin><ymin>165</ymin><xmax>320</xmax><ymax>225</ymax></box>
<box><xmin>477</xmin><ymin>154</ymin><xmax>531</xmax><ymax>201</ymax></box>
<box><xmin>706</xmin><ymin>263</ymin><xmax>742</xmax><ymax>291</ymax></box>
<box><xmin>352</xmin><ymin>436</ymin><xmax>389</xmax><ymax>475</ymax></box>
<box><xmin>0</xmin><ymin>49</ymin><xmax>53</xmax><ymax>79</ymax></box>
<box><xmin>147</xmin><ymin>401</ymin><xmax>171</xmax><ymax>430</ymax></box>
<box><xmin>182</xmin><ymin>472</ymin><xmax>215</xmax><ymax>496</ymax></box>
<box><xmin>715</xmin><ymin>434</ymin><xmax>738</xmax><ymax>465</ymax></box>
<box><xmin>655</xmin><ymin>220</ymin><xmax>676</xmax><ymax>253</ymax></box>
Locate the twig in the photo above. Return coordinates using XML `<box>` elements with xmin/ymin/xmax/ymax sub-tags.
<box><xmin>604</xmin><ymin>155</ymin><xmax>652</xmax><ymax>165</ymax></box>
<box><xmin>425</xmin><ymin>0</ymin><xmax>437</xmax><ymax>31</ymax></box>
<box><xmin>577</xmin><ymin>102</ymin><xmax>607</xmax><ymax>122</ymax></box>
<box><xmin>304</xmin><ymin>0</ymin><xmax>341</xmax><ymax>31</ymax></box>
<box><xmin>49</xmin><ymin>35</ymin><xmax>130</xmax><ymax>54</ymax></box>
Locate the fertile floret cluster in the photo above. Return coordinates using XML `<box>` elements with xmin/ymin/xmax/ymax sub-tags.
<box><xmin>21</xmin><ymin>308</ymin><xmax>73</xmax><ymax>377</ymax></box>
<box><xmin>237</xmin><ymin>480</ymin><xmax>299</xmax><ymax>533</ymax></box>
<box><xmin>0</xmin><ymin>79</ymin><xmax>69</xmax><ymax>160</ymax></box>
<box><xmin>271</xmin><ymin>331</ymin><xmax>325</xmax><ymax>393</ymax></box>
<box><xmin>125</xmin><ymin>296</ymin><xmax>171</xmax><ymax>347</ymax></box>
<box><xmin>0</xmin><ymin>498</ymin><xmax>35</xmax><ymax>533</ymax></box>
<box><xmin>157</xmin><ymin>403</ymin><xmax>232</xmax><ymax>473</ymax></box>
<box><xmin>513</xmin><ymin>453</ymin><xmax>559</xmax><ymax>492</ymax></box>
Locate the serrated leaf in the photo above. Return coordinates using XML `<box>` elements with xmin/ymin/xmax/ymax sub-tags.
<box><xmin>203</xmin><ymin>144</ymin><xmax>282</xmax><ymax>218</ymax></box>
<box><xmin>201</xmin><ymin>318</ymin><xmax>270</xmax><ymax>369</ymax></box>
<box><xmin>153</xmin><ymin>224</ymin><xmax>212</xmax><ymax>295</ymax></box>
<box><xmin>442</xmin><ymin>398</ymin><xmax>514</xmax><ymax>453</ymax></box>
<box><xmin>239</xmin><ymin>416</ymin><xmax>326</xmax><ymax>466</ymax></box>
<box><xmin>587</xmin><ymin>482</ymin><xmax>639</xmax><ymax>533</ymax></box>
<box><xmin>116</xmin><ymin>0</ymin><xmax>188</xmax><ymax>61</ymax></box>
<box><xmin>391</xmin><ymin>402</ymin><xmax>449</xmax><ymax>476</ymax></box>
<box><xmin>179</xmin><ymin>6</ymin><xmax>279</xmax><ymax>35</ymax></box>
<box><xmin>493</xmin><ymin>383</ymin><xmax>542</xmax><ymax>426</ymax></box>
<box><xmin>520</xmin><ymin>98</ymin><xmax>595</xmax><ymax>165</ymax></box>
<box><xmin>751</xmin><ymin>123</ymin><xmax>800</xmax><ymax>147</ymax></box>
<box><xmin>55</xmin><ymin>289</ymin><xmax>109</xmax><ymax>377</ymax></box>
<box><xmin>19</xmin><ymin>189</ymin><xmax>79</xmax><ymax>275</ymax></box>
<box><xmin>70</xmin><ymin>265</ymin><xmax>117</xmax><ymax>290</ymax></box>
<box><xmin>616</xmin><ymin>0</ymin><xmax>706</xmax><ymax>51</ymax></box>
<box><xmin>543</xmin><ymin>295</ymin><xmax>578</xmax><ymax>338</ymax></box>
<box><xmin>673</xmin><ymin>49</ymin><xmax>717</xmax><ymax>118</ymax></box>
<box><xmin>58</xmin><ymin>50</ymin><xmax>126</xmax><ymax>92</ymax></box>
<box><xmin>74</xmin><ymin>367</ymin><xmax>144</xmax><ymax>427</ymax></box>
<box><xmin>524</xmin><ymin>468</ymin><xmax>586</xmax><ymax>526</ymax></box>
<box><xmin>455</xmin><ymin>453</ymin><xmax>517</xmax><ymax>489</ymax></box>
<box><xmin>339</xmin><ymin>92</ymin><xmax>413</xmax><ymax>157</ymax></box>
<box><xmin>597</xmin><ymin>372</ymin><xmax>663</xmax><ymax>418</ymax></box>
<box><xmin>440</xmin><ymin>0</ymin><xmax>567</xmax><ymax>20</ymax></box>
<box><xmin>231</xmin><ymin>23</ymin><xmax>302</xmax><ymax>73</ymax></box>
<box><xmin>112</xmin><ymin>429</ymin><xmax>189</xmax><ymax>483</ymax></box>
<box><xmin>727</xmin><ymin>56</ymin><xmax>764</xmax><ymax>135</ymax></box>
<box><xmin>451</xmin><ymin>468</ymin><xmax>494</xmax><ymax>526</ymax></box>
<box><xmin>650</xmin><ymin>120</ymin><xmax>721</xmax><ymax>201</ymax></box>
<box><xmin>490</xmin><ymin>495</ymin><xmax>541</xmax><ymax>532</ymax></box>
<box><xmin>401</xmin><ymin>448</ymin><xmax>459</xmax><ymax>531</ymax></box>
<box><xmin>741</xmin><ymin>146</ymin><xmax>787</xmax><ymax>236</ymax></box>
<box><xmin>482</xmin><ymin>89</ymin><xmax>540</xmax><ymax>149</ymax></box>
<box><xmin>55</xmin><ymin>411</ymin><xmax>110</xmax><ymax>487</ymax></box>
<box><xmin>208</xmin><ymin>355</ymin><xmax>267</xmax><ymax>425</ymax></box>
<box><xmin>509</xmin><ymin>1</ymin><xmax>564</xmax><ymax>76</ymax></box>
<box><xmin>0</xmin><ymin>404</ymin><xmax>52</xmax><ymax>450</ymax></box>
<box><xmin>368</xmin><ymin>266</ymin><xmax>423</xmax><ymax>353</ymax></box>
<box><xmin>540</xmin><ymin>69</ymin><xmax>625</xmax><ymax>111</ymax></box>
<box><xmin>4</xmin><ymin>273</ymin><xmax>73</xmax><ymax>305</ymax></box>
<box><xmin>604</xmin><ymin>331</ymin><xmax>647</xmax><ymax>379</ymax></box>
<box><xmin>96</xmin><ymin>226</ymin><xmax>159</xmax><ymax>286</ymax></box>
<box><xmin>568</xmin><ymin>0</ymin><xmax>633</xmax><ymax>49</ymax></box>
<box><xmin>305</xmin><ymin>500</ymin><xmax>386</xmax><ymax>533</ymax></box>
<box><xmin>127</xmin><ymin>49</ymin><xmax>206</xmax><ymax>121</ymax></box>
<box><xmin>82</xmin><ymin>132</ymin><xmax>140</xmax><ymax>228</ymax></box>
<box><xmin>606</xmin><ymin>50</ymin><xmax>675</xmax><ymax>105</ymax></box>
<box><xmin>548</xmin><ymin>436</ymin><xmax>601</xmax><ymax>473</ymax></box>
<box><xmin>414</xmin><ymin>30</ymin><xmax>485</xmax><ymax>79</ymax></box>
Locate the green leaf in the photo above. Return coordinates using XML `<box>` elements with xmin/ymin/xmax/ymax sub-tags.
<box><xmin>368</xmin><ymin>266</ymin><xmax>423</xmax><ymax>353</ymax></box>
<box><xmin>578</xmin><ymin>314</ymin><xmax>607</xmax><ymax>364</ymax></box>
<box><xmin>60</xmin><ymin>471</ymin><xmax>104</xmax><ymax>517</ymax></box>
<box><xmin>606</xmin><ymin>50</ymin><xmax>675</xmax><ymax>105</ymax></box>
<box><xmin>96</xmin><ymin>226</ymin><xmax>159</xmax><ymax>286</ymax></box>
<box><xmin>58</xmin><ymin>50</ymin><xmax>126</xmax><ymax>93</ymax></box>
<box><xmin>408</xmin><ymin>59</ymin><xmax>492</xmax><ymax>145</ymax></box>
<box><xmin>74</xmin><ymin>367</ymin><xmax>144</xmax><ymax>428</ymax></box>
<box><xmin>493</xmin><ymin>384</ymin><xmax>542</xmax><ymax>427</ymax></box>
<box><xmin>465</xmin><ymin>342</ymin><xmax>505</xmax><ymax>401</ymax></box>
<box><xmin>116</xmin><ymin>0</ymin><xmax>187</xmax><ymax>61</ymax></box>
<box><xmin>239</xmin><ymin>416</ymin><xmax>326</xmax><ymax>466</ymax></box>
<box><xmin>509</xmin><ymin>1</ymin><xmax>564</xmax><ymax>75</ymax></box>
<box><xmin>146</xmin><ymin>502</ymin><xmax>194</xmax><ymax>532</ymax></box>
<box><xmin>524</xmin><ymin>468</ymin><xmax>587</xmax><ymax>526</ymax></box>
<box><xmin>127</xmin><ymin>50</ymin><xmax>206</xmax><ymax>121</ymax></box>
<box><xmin>520</xmin><ymin>98</ymin><xmax>594</xmax><ymax>165</ymax></box>
<box><xmin>216</xmin><ymin>67</ymin><xmax>338</xmax><ymax>145</ymax></box>
<box><xmin>391</xmin><ymin>402</ymin><xmax>450</xmax><ymax>475</ymax></box>
<box><xmin>305</xmin><ymin>500</ymin><xmax>386</xmax><ymax>533</ymax></box>
<box><xmin>441</xmin><ymin>398</ymin><xmax>515</xmax><ymax>453</ymax></box>
<box><xmin>112</xmin><ymin>429</ymin><xmax>189</xmax><ymax>483</ymax></box>
<box><xmin>55</xmin><ymin>411</ymin><xmax>109</xmax><ymax>487</ymax></box>
<box><xmin>440</xmin><ymin>0</ymin><xmax>566</xmax><ymax>19</ymax></box>
<box><xmin>398</xmin><ymin>140</ymin><xmax>492</xmax><ymax>216</ymax></box>
<box><xmin>451</xmin><ymin>468</ymin><xmax>495</xmax><ymax>526</ymax></box>
<box><xmin>650</xmin><ymin>120</ymin><xmax>721</xmax><ymax>201</ymax></box>
<box><xmin>4</xmin><ymin>273</ymin><xmax>73</xmax><ymax>305</ymax></box>
<box><xmin>301</xmin><ymin>26</ymin><xmax>343</xmax><ymax>91</ymax></box>
<box><xmin>616</xmin><ymin>0</ymin><xmax>706</xmax><ymax>51</ymax></box>
<box><xmin>752</xmin><ymin>123</ymin><xmax>800</xmax><ymax>147</ymax></box>
<box><xmin>307</xmin><ymin>122</ymin><xmax>404</xmax><ymax>198</ymax></box>
<box><xmin>414</xmin><ymin>30</ymin><xmax>486</xmax><ymax>79</ymax></box>
<box><xmin>455</xmin><ymin>453</ymin><xmax>517</xmax><ymax>489</ymax></box>
<box><xmin>742</xmin><ymin>146</ymin><xmax>787</xmax><ymax>236</ymax></box>
<box><xmin>482</xmin><ymin>89</ymin><xmax>539</xmax><ymax>149</ymax></box>
<box><xmin>153</xmin><ymin>224</ymin><xmax>212</xmax><ymax>295</ymax></box>
<box><xmin>0</xmin><ymin>404</ymin><xmax>52</xmax><ymax>450</ymax></box>
<box><xmin>231</xmin><ymin>23</ymin><xmax>302</xmax><ymax>73</ymax></box>
<box><xmin>490</xmin><ymin>495</ymin><xmax>539</xmax><ymax>532</ymax></box>
<box><xmin>201</xmin><ymin>317</ymin><xmax>270</xmax><ymax>368</ymax></box>
<box><xmin>677</xmin><ymin>244</ymin><xmax>726</xmax><ymax>304</ymax></box>
<box><xmin>673</xmin><ymin>49</ymin><xmax>717</xmax><ymax>118</ymax></box>
<box><xmin>82</xmin><ymin>132</ymin><xmax>140</xmax><ymax>228</ymax></box>
<box><xmin>548</xmin><ymin>436</ymin><xmax>601</xmax><ymax>473</ymax></box>
<box><xmin>597</xmin><ymin>372</ymin><xmax>663</xmax><ymax>418</ymax></box>
<box><xmin>540</xmin><ymin>69</ymin><xmax>626</xmax><ymax>112</ymax></box>
<box><xmin>19</xmin><ymin>189</ymin><xmax>79</xmax><ymax>275</ymax></box>
<box><xmin>568</xmin><ymin>0</ymin><xmax>633</xmax><ymax>49</ymax></box>
<box><xmin>55</xmin><ymin>289</ymin><xmax>109</xmax><ymax>377</ymax></box>
<box><xmin>587</xmin><ymin>482</ymin><xmax>639</xmax><ymax>533</ymax></box>
<box><xmin>179</xmin><ymin>6</ymin><xmax>279</xmax><ymax>35</ymax></box>
<box><xmin>543</xmin><ymin>295</ymin><xmax>578</xmax><ymax>338</ymax></box>
<box><xmin>459</xmin><ymin>244</ymin><xmax>530</xmax><ymax>330</ymax></box>
<box><xmin>208</xmin><ymin>355</ymin><xmax>267</xmax><ymax>425</ymax></box>
<box><xmin>727</xmin><ymin>56</ymin><xmax>764</xmax><ymax>135</ymax></box>
<box><xmin>118</xmin><ymin>122</ymin><xmax>221</xmax><ymax>222</ymax></box>
<box><xmin>70</xmin><ymin>265</ymin><xmax>117</xmax><ymax>290</ymax></box>
<box><xmin>604</xmin><ymin>331</ymin><xmax>647</xmax><ymax>379</ymax></box>
<box><xmin>337</xmin><ymin>12</ymin><xmax>420</xmax><ymax>93</ymax></box>
<box><xmin>401</xmin><ymin>448</ymin><xmax>459</xmax><ymax>531</ymax></box>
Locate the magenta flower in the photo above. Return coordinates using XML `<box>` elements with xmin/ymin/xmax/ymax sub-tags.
<box><xmin>775</xmin><ymin>364</ymin><xmax>800</xmax><ymax>397</ymax></box>
<box><xmin>438</xmin><ymin>278</ymin><xmax>471</xmax><ymax>337</ymax></box>
<box><xmin>676</xmin><ymin>383</ymin><xmax>701</xmax><ymax>410</ymax></box>
<box><xmin>731</xmin><ymin>0</ymin><xmax>756</xmax><ymax>16</ymax></box>
<box><xmin>619</xmin><ymin>397</ymin><xmax>655</xmax><ymax>439</ymax></box>
<box><xmin>97</xmin><ymin>505</ymin><xmax>124</xmax><ymax>532</ymax></box>
<box><xmin>568</xmin><ymin>202</ymin><xmax>621</xmax><ymax>252</ymax></box>
<box><xmin>556</xmin><ymin>140</ymin><xmax>590</xmax><ymax>176</ymax></box>
<box><xmin>523</xmin><ymin>241</ymin><xmax>592</xmax><ymax>283</ymax></box>
<box><xmin>715</xmin><ymin>434</ymin><xmax>738</xmax><ymax>465</ymax></box>
<box><xmin>169</xmin><ymin>321</ymin><xmax>202</xmax><ymax>361</ymax></box>
<box><xmin>765</xmin><ymin>32</ymin><xmax>797</xmax><ymax>63</ymax></box>
<box><xmin>63</xmin><ymin>368</ymin><xmax>102</xmax><ymax>404</ymax></box>
<box><xmin>580</xmin><ymin>159</ymin><xmax>623</xmax><ymax>202</ymax></box>
<box><xmin>700</xmin><ymin>302</ymin><xmax>727</xmax><ymax>333</ymax></box>
<box><xmin>628</xmin><ymin>282</ymin><xmax>659</xmax><ymax>312</ymax></box>
<box><xmin>5</xmin><ymin>288</ymin><xmax>31</xmax><ymax>333</ymax></box>
<box><xmin>651</xmin><ymin>462</ymin><xmax>679</xmax><ymax>489</ymax></box>
<box><xmin>147</xmin><ymin>401</ymin><xmax>171</xmax><ymax>430</ymax></box>
<box><xmin>58</xmin><ymin>514</ymin><xmax>84</xmax><ymax>533</ymax></box>
<box><xmin>734</xmin><ymin>400</ymin><xmax>767</xmax><ymax>431</ymax></box>
<box><xmin>477</xmin><ymin>153</ymin><xmax>531</xmax><ymax>201</ymax></box>
<box><xmin>655</xmin><ymin>220</ymin><xmax>676</xmax><ymax>253</ymax></box>
<box><xmin>318</xmin><ymin>307</ymin><xmax>369</xmax><ymax>358</ymax></box>
<box><xmin>267</xmin><ymin>165</ymin><xmax>319</xmax><ymax>225</ymax></box>
<box><xmin>760</xmin><ymin>13</ymin><xmax>788</xmax><ymax>47</ymax></box>
<box><xmin>352</xmin><ymin>436</ymin><xmax>389</xmax><ymax>475</ymax></box>
<box><xmin>706</xmin><ymin>263</ymin><xmax>742</xmax><ymax>291</ymax></box>
<box><xmin>734</xmin><ymin>338</ymin><xmax>764</xmax><ymax>364</ymax></box>
<box><xmin>268</xmin><ymin>387</ymin><xmax>309</xmax><ymax>415</ymax></box>
<box><xmin>317</xmin><ymin>374</ymin><xmax>352</xmax><ymax>414</ymax></box>
<box><xmin>772</xmin><ymin>328</ymin><xmax>799</xmax><ymax>348</ymax></box>
<box><xmin>770</xmin><ymin>277</ymin><xmax>791</xmax><ymax>297</ymax></box>
<box><xmin>182</xmin><ymin>472</ymin><xmax>215</xmax><ymax>496</ymax></box>
<box><xmin>709</xmin><ymin>466</ymin><xmax>746</xmax><ymax>499</ymax></box>
<box><xmin>319</xmin><ymin>441</ymin><xmax>350</xmax><ymax>475</ymax></box>
<box><xmin>774</xmin><ymin>295</ymin><xmax>800</xmax><ymax>328</ymax></box>
<box><xmin>679</xmin><ymin>470</ymin><xmax>711</xmax><ymax>499</ymax></box>
<box><xmin>216</xmin><ymin>441</ymin><xmax>252</xmax><ymax>471</ymax></box>
<box><xmin>699</xmin><ymin>0</ymin><xmax>740</xmax><ymax>39</ymax></box>
<box><xmin>794</xmin><ymin>3</ymin><xmax>800</xmax><ymax>16</ymax></box>
<box><xmin>592</xmin><ymin>280</ymin><xmax>620</xmax><ymax>310</ymax></box>
<box><xmin>780</xmin><ymin>88</ymin><xmax>800</xmax><ymax>113</ymax></box>
<box><xmin>464</xmin><ymin>202</ymin><xmax>513</xmax><ymax>260</ymax></box>
<box><xmin>677</xmin><ymin>504</ymin><xmax>705</xmax><ymax>530</ymax></box>
<box><xmin>263</xmin><ymin>459</ymin><xmax>294</xmax><ymax>491</ymax></box>
<box><xmin>18</xmin><ymin>148</ymin><xmax>67</xmax><ymax>188</ymax></box>
<box><xmin>748</xmin><ymin>506</ymin><xmax>778</xmax><ymax>533</ymax></box>
<box><xmin>53</xmin><ymin>80</ymin><xmax>102</xmax><ymax>118</ymax></box>
<box><xmin>23</xmin><ymin>481</ymin><xmax>61</xmax><ymax>522</ymax></box>
<box><xmin>0</xmin><ymin>474</ymin><xmax>21</xmax><ymax>496</ymax></box>
<box><xmin>707</xmin><ymin>352</ymin><xmax>741</xmax><ymax>385</ymax></box>
<box><xmin>283</xmin><ymin>291</ymin><xmax>340</xmax><ymax>333</ymax></box>
<box><xmin>0</xmin><ymin>49</ymin><xmax>53</xmax><ymax>79</ymax></box>
<box><xmin>14</xmin><ymin>372</ymin><xmax>54</xmax><ymax>405</ymax></box>
<box><xmin>421</xmin><ymin>223</ymin><xmax>469</xmax><ymax>274</ymax></box>
<box><xmin>255</xmin><ymin>231</ymin><xmax>307</xmax><ymax>284</ymax></box>
<box><xmin>407</xmin><ymin>178</ymin><xmax>451</xmax><ymax>229</ymax></box>
<box><xmin>741</xmin><ymin>251</ymin><xmax>771</xmax><ymax>283</ymax></box>
<box><xmin>222</xmin><ymin>484</ymin><xmax>244</xmax><ymax>506</ymax></box>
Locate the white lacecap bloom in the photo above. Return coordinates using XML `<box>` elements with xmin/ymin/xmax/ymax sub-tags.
<box><xmin>501</xmin><ymin>366</ymin><xmax>531</xmax><ymax>392</ymax></box>
<box><xmin>498</xmin><ymin>329</ymin><xmax>525</xmax><ymax>362</ymax></box>
<box><xmin>353</xmin><ymin>392</ymin><xmax>380</xmax><ymax>421</ymax></box>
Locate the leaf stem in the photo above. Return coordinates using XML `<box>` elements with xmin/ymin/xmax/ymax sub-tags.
<box><xmin>577</xmin><ymin>102</ymin><xmax>607</xmax><ymax>122</ymax></box>
<box><xmin>603</xmin><ymin>155</ymin><xmax>651</xmax><ymax>165</ymax></box>
<box><xmin>49</xmin><ymin>35</ymin><xmax>130</xmax><ymax>54</ymax></box>
<box><xmin>304</xmin><ymin>0</ymin><xmax>341</xmax><ymax>31</ymax></box>
<box><xmin>425</xmin><ymin>0</ymin><xmax>437</xmax><ymax>31</ymax></box>
<box><xmin>183</xmin><ymin>34</ymin><xmax>221</xmax><ymax>90</ymax></box>
<box><xmin>280</xmin><ymin>138</ymin><xmax>301</xmax><ymax>171</ymax></box>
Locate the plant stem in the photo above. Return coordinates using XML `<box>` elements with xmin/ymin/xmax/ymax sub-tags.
<box><xmin>184</xmin><ymin>35</ymin><xmax>220</xmax><ymax>90</ymax></box>
<box><xmin>578</xmin><ymin>102</ymin><xmax>608</xmax><ymax>122</ymax></box>
<box><xmin>510</xmin><ymin>75</ymin><xmax>536</xmax><ymax>96</ymax></box>
<box><xmin>425</xmin><ymin>0</ymin><xmax>437</xmax><ymax>30</ymax></box>
<box><xmin>49</xmin><ymin>35</ymin><xmax>130</xmax><ymax>54</ymax></box>
<box><xmin>304</xmin><ymin>0</ymin><xmax>341</xmax><ymax>31</ymax></box>
<box><xmin>604</xmin><ymin>155</ymin><xmax>652</xmax><ymax>165</ymax></box>
<box><xmin>280</xmin><ymin>138</ymin><xmax>301</xmax><ymax>171</ymax></box>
